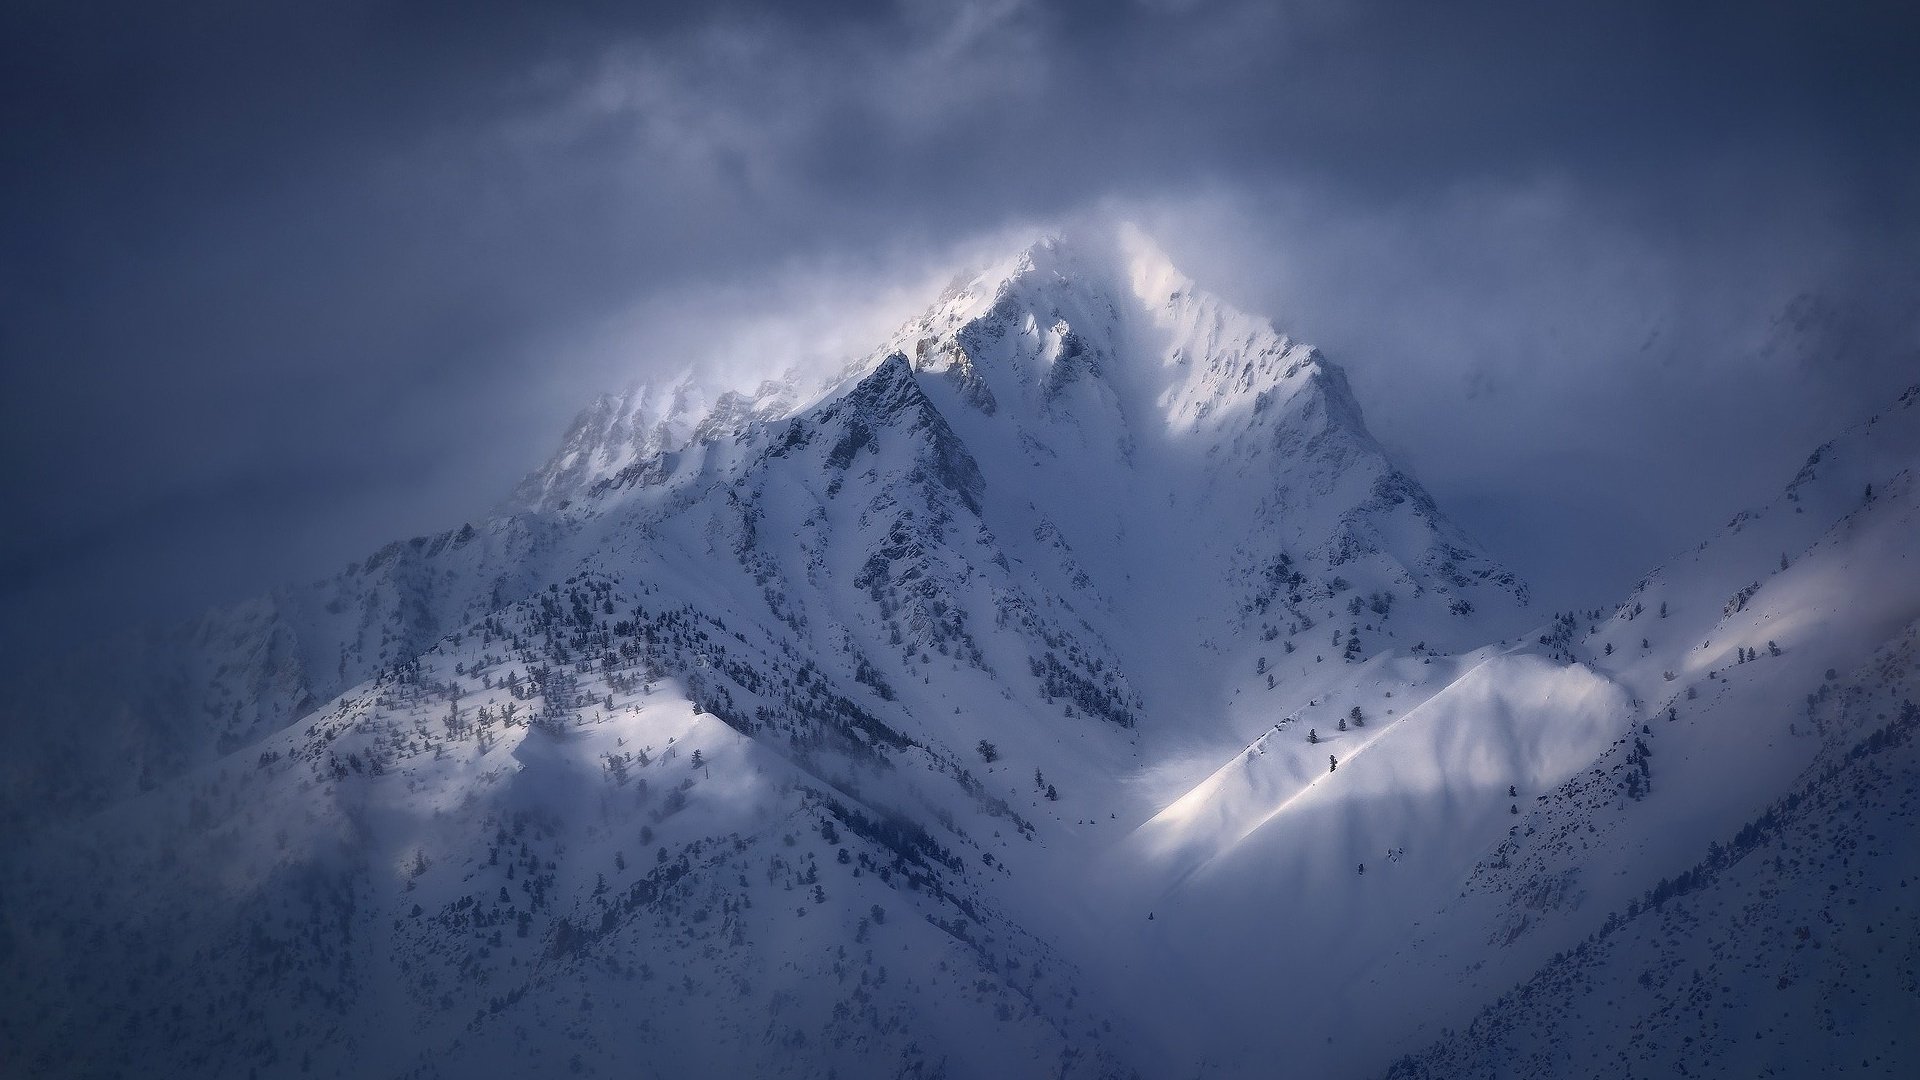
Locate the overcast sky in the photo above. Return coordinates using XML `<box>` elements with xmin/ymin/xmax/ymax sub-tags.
<box><xmin>3</xmin><ymin>0</ymin><xmax>1916</xmax><ymax>660</ymax></box>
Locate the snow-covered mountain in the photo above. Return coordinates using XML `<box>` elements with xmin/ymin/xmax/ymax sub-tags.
<box><xmin>4</xmin><ymin>231</ymin><xmax>1915</xmax><ymax>1079</ymax></box>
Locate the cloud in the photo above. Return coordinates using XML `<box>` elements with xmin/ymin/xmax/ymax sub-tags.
<box><xmin>1</xmin><ymin>0</ymin><xmax>1915</xmax><ymax>663</ymax></box>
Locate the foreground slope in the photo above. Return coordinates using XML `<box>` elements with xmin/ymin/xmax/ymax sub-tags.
<box><xmin>1085</xmin><ymin>386</ymin><xmax>1920</xmax><ymax>1078</ymax></box>
<box><xmin>1382</xmin><ymin>388</ymin><xmax>1920</xmax><ymax>1077</ymax></box>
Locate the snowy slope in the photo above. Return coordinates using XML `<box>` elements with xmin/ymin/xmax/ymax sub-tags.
<box><xmin>1072</xmin><ymin>384</ymin><xmax>1920</xmax><ymax>1077</ymax></box>
<box><xmin>1</xmin><ymin>514</ymin><xmax>564</xmax><ymax>830</ymax></box>
<box><xmin>1387</xmin><ymin>660</ymin><xmax>1920</xmax><ymax>1079</ymax></box>
<box><xmin>4</xmin><ymin>232</ymin><xmax>1914</xmax><ymax>1080</ymax></box>
<box><xmin>5</xmin><ymin>575</ymin><xmax>1128</xmax><ymax>1078</ymax></box>
<box><xmin>1373</xmin><ymin>386</ymin><xmax>1920</xmax><ymax>1076</ymax></box>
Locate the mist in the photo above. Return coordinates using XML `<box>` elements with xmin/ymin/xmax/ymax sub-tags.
<box><xmin>3</xmin><ymin>0</ymin><xmax>1914</xmax><ymax>667</ymax></box>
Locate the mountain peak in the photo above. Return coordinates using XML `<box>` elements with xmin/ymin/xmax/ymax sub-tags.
<box><xmin>513</xmin><ymin>229</ymin><xmax>1376</xmax><ymax>533</ymax></box>
<box><xmin>842</xmin><ymin>351</ymin><xmax>921</xmax><ymax>412</ymax></box>
<box><xmin>873</xmin><ymin>227</ymin><xmax>1342</xmax><ymax>452</ymax></box>
<box><xmin>948</xmin><ymin>224</ymin><xmax>1190</xmax><ymax>314</ymax></box>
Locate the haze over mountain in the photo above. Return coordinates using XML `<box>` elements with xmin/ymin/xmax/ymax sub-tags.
<box><xmin>6</xmin><ymin>1</ymin><xmax>1917</xmax><ymax>685</ymax></box>
<box><xmin>5</xmin><ymin>231</ymin><xmax>1915</xmax><ymax>1078</ymax></box>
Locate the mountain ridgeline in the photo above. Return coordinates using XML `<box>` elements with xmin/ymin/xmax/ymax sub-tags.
<box><xmin>5</xmin><ymin>234</ymin><xmax>1915</xmax><ymax>1079</ymax></box>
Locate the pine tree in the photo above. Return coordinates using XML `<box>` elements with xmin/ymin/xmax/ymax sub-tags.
<box><xmin>1328</xmin><ymin>755</ymin><xmax>1338</xmax><ymax>773</ymax></box>
<box><xmin>1307</xmin><ymin>728</ymin><xmax>1319</xmax><ymax>744</ymax></box>
<box><xmin>1349</xmin><ymin>705</ymin><xmax>1364</xmax><ymax>728</ymax></box>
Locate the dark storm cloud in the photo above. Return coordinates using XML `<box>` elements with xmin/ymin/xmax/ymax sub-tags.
<box><xmin>2</xmin><ymin>0</ymin><xmax>1917</xmax><ymax>662</ymax></box>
